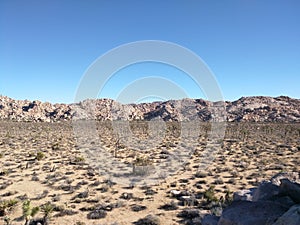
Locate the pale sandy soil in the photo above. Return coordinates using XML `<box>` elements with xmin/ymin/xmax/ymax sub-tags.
<box><xmin>0</xmin><ymin>121</ymin><xmax>299</xmax><ymax>225</ymax></box>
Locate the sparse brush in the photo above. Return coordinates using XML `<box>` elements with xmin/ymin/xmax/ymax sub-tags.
<box><xmin>203</xmin><ymin>185</ymin><xmax>218</xmax><ymax>203</ymax></box>
<box><xmin>75</xmin><ymin>222</ymin><xmax>86</xmax><ymax>225</ymax></box>
<box><xmin>224</xmin><ymin>189</ymin><xmax>233</xmax><ymax>206</ymax></box>
<box><xmin>41</xmin><ymin>202</ymin><xmax>54</xmax><ymax>225</ymax></box>
<box><xmin>36</xmin><ymin>151</ymin><xmax>45</xmax><ymax>161</ymax></box>
<box><xmin>0</xmin><ymin>199</ymin><xmax>18</xmax><ymax>216</ymax></box>
<box><xmin>74</xmin><ymin>156</ymin><xmax>85</xmax><ymax>162</ymax></box>
<box><xmin>135</xmin><ymin>214</ymin><xmax>160</xmax><ymax>225</ymax></box>
<box><xmin>132</xmin><ymin>156</ymin><xmax>153</xmax><ymax>175</ymax></box>
<box><xmin>134</xmin><ymin>155</ymin><xmax>152</xmax><ymax>166</ymax></box>
<box><xmin>22</xmin><ymin>200</ymin><xmax>39</xmax><ymax>225</ymax></box>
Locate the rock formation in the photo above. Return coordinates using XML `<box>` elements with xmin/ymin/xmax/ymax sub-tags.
<box><xmin>0</xmin><ymin>95</ymin><xmax>299</xmax><ymax>122</ymax></box>
<box><xmin>201</xmin><ymin>172</ymin><xmax>300</xmax><ymax>225</ymax></box>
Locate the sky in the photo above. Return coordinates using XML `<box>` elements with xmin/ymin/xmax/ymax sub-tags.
<box><xmin>0</xmin><ymin>0</ymin><xmax>299</xmax><ymax>104</ymax></box>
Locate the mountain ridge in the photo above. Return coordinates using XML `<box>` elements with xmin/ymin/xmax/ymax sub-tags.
<box><xmin>0</xmin><ymin>95</ymin><xmax>299</xmax><ymax>122</ymax></box>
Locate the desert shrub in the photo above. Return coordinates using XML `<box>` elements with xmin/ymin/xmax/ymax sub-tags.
<box><xmin>223</xmin><ymin>189</ymin><xmax>233</xmax><ymax>206</ymax></box>
<box><xmin>203</xmin><ymin>185</ymin><xmax>218</xmax><ymax>203</ymax></box>
<box><xmin>0</xmin><ymin>199</ymin><xmax>18</xmax><ymax>216</ymax></box>
<box><xmin>74</xmin><ymin>156</ymin><xmax>85</xmax><ymax>162</ymax></box>
<box><xmin>131</xmin><ymin>204</ymin><xmax>147</xmax><ymax>212</ymax></box>
<box><xmin>159</xmin><ymin>200</ymin><xmax>178</xmax><ymax>211</ymax></box>
<box><xmin>132</xmin><ymin>156</ymin><xmax>153</xmax><ymax>176</ymax></box>
<box><xmin>87</xmin><ymin>209</ymin><xmax>107</xmax><ymax>219</ymax></box>
<box><xmin>41</xmin><ymin>202</ymin><xmax>54</xmax><ymax>225</ymax></box>
<box><xmin>22</xmin><ymin>200</ymin><xmax>40</xmax><ymax>225</ymax></box>
<box><xmin>177</xmin><ymin>208</ymin><xmax>200</xmax><ymax>219</ymax></box>
<box><xmin>36</xmin><ymin>151</ymin><xmax>45</xmax><ymax>161</ymax></box>
<box><xmin>134</xmin><ymin>214</ymin><xmax>160</xmax><ymax>225</ymax></box>
<box><xmin>75</xmin><ymin>222</ymin><xmax>86</xmax><ymax>225</ymax></box>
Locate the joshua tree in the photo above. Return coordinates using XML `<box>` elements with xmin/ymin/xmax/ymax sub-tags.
<box><xmin>41</xmin><ymin>202</ymin><xmax>54</xmax><ymax>225</ymax></box>
<box><xmin>22</xmin><ymin>200</ymin><xmax>39</xmax><ymax>225</ymax></box>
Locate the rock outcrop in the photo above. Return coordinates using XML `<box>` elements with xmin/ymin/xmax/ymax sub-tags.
<box><xmin>0</xmin><ymin>95</ymin><xmax>299</xmax><ymax>122</ymax></box>
<box><xmin>201</xmin><ymin>172</ymin><xmax>300</xmax><ymax>225</ymax></box>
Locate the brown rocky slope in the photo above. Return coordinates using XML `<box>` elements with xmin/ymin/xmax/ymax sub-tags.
<box><xmin>0</xmin><ymin>95</ymin><xmax>299</xmax><ymax>122</ymax></box>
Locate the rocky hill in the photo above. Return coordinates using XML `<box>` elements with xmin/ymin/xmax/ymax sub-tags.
<box><xmin>0</xmin><ymin>95</ymin><xmax>299</xmax><ymax>122</ymax></box>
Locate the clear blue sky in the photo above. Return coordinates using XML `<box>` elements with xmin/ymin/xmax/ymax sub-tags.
<box><xmin>1</xmin><ymin>0</ymin><xmax>299</xmax><ymax>103</ymax></box>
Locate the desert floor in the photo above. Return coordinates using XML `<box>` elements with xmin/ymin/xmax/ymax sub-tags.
<box><xmin>0</xmin><ymin>121</ymin><xmax>299</xmax><ymax>225</ymax></box>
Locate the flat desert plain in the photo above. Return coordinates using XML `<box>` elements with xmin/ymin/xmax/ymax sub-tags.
<box><xmin>0</xmin><ymin>121</ymin><xmax>299</xmax><ymax>225</ymax></box>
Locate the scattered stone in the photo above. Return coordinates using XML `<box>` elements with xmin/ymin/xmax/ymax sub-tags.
<box><xmin>120</xmin><ymin>192</ymin><xmax>133</xmax><ymax>200</ymax></box>
<box><xmin>87</xmin><ymin>209</ymin><xmax>107</xmax><ymax>219</ymax></box>
<box><xmin>131</xmin><ymin>204</ymin><xmax>147</xmax><ymax>212</ymax></box>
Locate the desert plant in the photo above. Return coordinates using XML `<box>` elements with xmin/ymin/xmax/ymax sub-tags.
<box><xmin>74</xmin><ymin>156</ymin><xmax>85</xmax><ymax>162</ymax></box>
<box><xmin>132</xmin><ymin>156</ymin><xmax>153</xmax><ymax>175</ymax></box>
<box><xmin>224</xmin><ymin>189</ymin><xmax>233</xmax><ymax>206</ymax></box>
<box><xmin>0</xmin><ymin>199</ymin><xmax>18</xmax><ymax>216</ymax></box>
<box><xmin>36</xmin><ymin>151</ymin><xmax>45</xmax><ymax>161</ymax></box>
<box><xmin>41</xmin><ymin>202</ymin><xmax>54</xmax><ymax>225</ymax></box>
<box><xmin>203</xmin><ymin>185</ymin><xmax>218</xmax><ymax>203</ymax></box>
<box><xmin>22</xmin><ymin>200</ymin><xmax>39</xmax><ymax>225</ymax></box>
<box><xmin>75</xmin><ymin>222</ymin><xmax>86</xmax><ymax>225</ymax></box>
<box><xmin>135</xmin><ymin>214</ymin><xmax>160</xmax><ymax>225</ymax></box>
<box><xmin>159</xmin><ymin>200</ymin><xmax>178</xmax><ymax>211</ymax></box>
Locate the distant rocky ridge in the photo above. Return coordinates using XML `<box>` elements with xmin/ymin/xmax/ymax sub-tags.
<box><xmin>0</xmin><ymin>95</ymin><xmax>299</xmax><ymax>122</ymax></box>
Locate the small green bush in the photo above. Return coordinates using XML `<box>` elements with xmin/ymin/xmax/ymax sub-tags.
<box><xmin>203</xmin><ymin>185</ymin><xmax>218</xmax><ymax>203</ymax></box>
<box><xmin>0</xmin><ymin>199</ymin><xmax>18</xmax><ymax>216</ymax></box>
<box><xmin>36</xmin><ymin>151</ymin><xmax>45</xmax><ymax>161</ymax></box>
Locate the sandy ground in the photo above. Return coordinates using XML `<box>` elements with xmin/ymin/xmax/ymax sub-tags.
<box><xmin>0</xmin><ymin>121</ymin><xmax>299</xmax><ymax>225</ymax></box>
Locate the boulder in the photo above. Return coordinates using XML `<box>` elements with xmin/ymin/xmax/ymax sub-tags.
<box><xmin>87</xmin><ymin>209</ymin><xmax>107</xmax><ymax>219</ymax></box>
<box><xmin>271</xmin><ymin>172</ymin><xmax>300</xmax><ymax>186</ymax></box>
<box><xmin>272</xmin><ymin>204</ymin><xmax>300</xmax><ymax>225</ymax></box>
<box><xmin>252</xmin><ymin>181</ymin><xmax>280</xmax><ymax>201</ymax></box>
<box><xmin>233</xmin><ymin>188</ymin><xmax>256</xmax><ymax>201</ymax></box>
<box><xmin>279</xmin><ymin>179</ymin><xmax>300</xmax><ymax>203</ymax></box>
<box><xmin>201</xmin><ymin>214</ymin><xmax>219</xmax><ymax>225</ymax></box>
<box><xmin>218</xmin><ymin>201</ymin><xmax>288</xmax><ymax>225</ymax></box>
